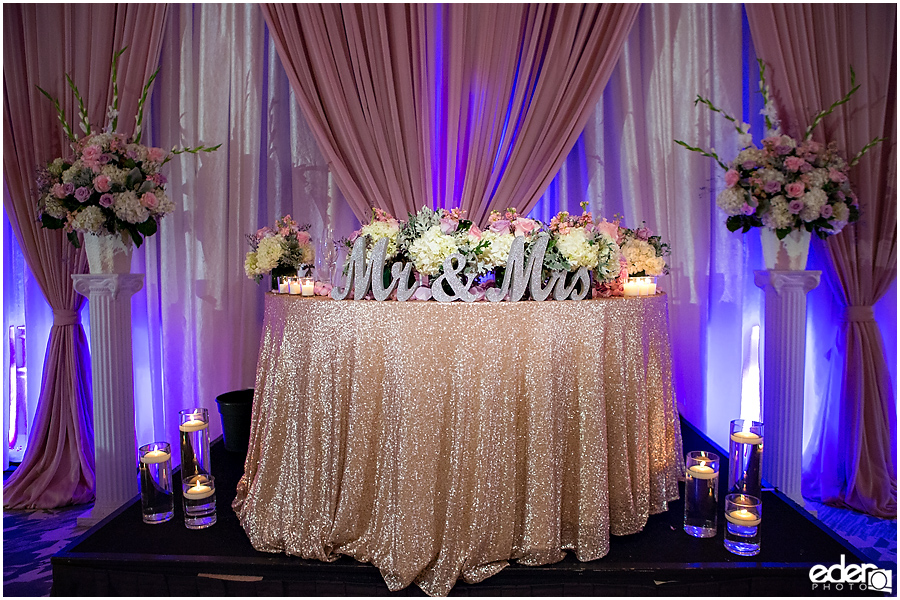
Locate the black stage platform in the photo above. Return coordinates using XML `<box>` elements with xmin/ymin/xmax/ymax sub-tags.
<box><xmin>52</xmin><ymin>419</ymin><xmax>886</xmax><ymax>596</ymax></box>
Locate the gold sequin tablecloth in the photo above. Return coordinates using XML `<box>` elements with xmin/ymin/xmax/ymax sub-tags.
<box><xmin>233</xmin><ymin>294</ymin><xmax>684</xmax><ymax>596</ymax></box>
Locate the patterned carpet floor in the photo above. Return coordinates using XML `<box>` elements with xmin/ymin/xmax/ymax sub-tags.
<box><xmin>3</xmin><ymin>472</ymin><xmax>897</xmax><ymax>597</ymax></box>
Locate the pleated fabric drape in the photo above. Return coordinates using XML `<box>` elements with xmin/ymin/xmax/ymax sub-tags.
<box><xmin>564</xmin><ymin>4</ymin><xmax>763</xmax><ymax>436</ymax></box>
<box><xmin>746</xmin><ymin>4</ymin><xmax>897</xmax><ymax>518</ymax></box>
<box><xmin>2</xmin><ymin>3</ymin><xmax>169</xmax><ymax>508</ymax></box>
<box><xmin>260</xmin><ymin>3</ymin><xmax>639</xmax><ymax>225</ymax></box>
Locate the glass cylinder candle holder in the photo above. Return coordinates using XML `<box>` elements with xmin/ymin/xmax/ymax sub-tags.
<box><xmin>684</xmin><ymin>450</ymin><xmax>719</xmax><ymax>538</ymax></box>
<box><xmin>301</xmin><ymin>277</ymin><xmax>315</xmax><ymax>296</ymax></box>
<box><xmin>182</xmin><ymin>475</ymin><xmax>216</xmax><ymax>529</ymax></box>
<box><xmin>724</xmin><ymin>494</ymin><xmax>761</xmax><ymax>556</ymax></box>
<box><xmin>179</xmin><ymin>408</ymin><xmax>211</xmax><ymax>484</ymax></box>
<box><xmin>728</xmin><ymin>419</ymin><xmax>764</xmax><ymax>499</ymax></box>
<box><xmin>623</xmin><ymin>277</ymin><xmax>640</xmax><ymax>297</ymax></box>
<box><xmin>139</xmin><ymin>442</ymin><xmax>174</xmax><ymax>524</ymax></box>
<box><xmin>288</xmin><ymin>276</ymin><xmax>302</xmax><ymax>295</ymax></box>
<box><xmin>639</xmin><ymin>276</ymin><xmax>658</xmax><ymax>296</ymax></box>
<box><xmin>276</xmin><ymin>276</ymin><xmax>291</xmax><ymax>294</ymax></box>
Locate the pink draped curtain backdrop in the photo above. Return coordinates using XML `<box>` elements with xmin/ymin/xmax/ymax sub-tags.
<box><xmin>3</xmin><ymin>4</ymin><xmax>169</xmax><ymax>508</ymax></box>
<box><xmin>260</xmin><ymin>3</ymin><xmax>639</xmax><ymax>225</ymax></box>
<box><xmin>746</xmin><ymin>4</ymin><xmax>897</xmax><ymax>517</ymax></box>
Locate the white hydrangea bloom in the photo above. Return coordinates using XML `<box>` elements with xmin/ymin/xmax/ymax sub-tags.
<box><xmin>799</xmin><ymin>188</ymin><xmax>827</xmax><ymax>223</ymax></box>
<box><xmin>244</xmin><ymin>251</ymin><xmax>260</xmax><ymax>277</ymax></box>
<box><xmin>621</xmin><ymin>238</ymin><xmax>662</xmax><ymax>275</ymax></box>
<box><xmin>555</xmin><ymin>227</ymin><xmax>599</xmax><ymax>269</ymax></box>
<box><xmin>113</xmin><ymin>191</ymin><xmax>149</xmax><ymax>224</ymax></box>
<box><xmin>716</xmin><ymin>187</ymin><xmax>746</xmax><ymax>216</ymax></box>
<box><xmin>735</xmin><ymin>147</ymin><xmax>767</xmax><ymax>166</ymax></box>
<box><xmin>359</xmin><ymin>220</ymin><xmax>400</xmax><ymax>260</ymax></box>
<box><xmin>408</xmin><ymin>225</ymin><xmax>459</xmax><ymax>276</ymax></box>
<box><xmin>151</xmin><ymin>189</ymin><xmax>175</xmax><ymax>217</ymax></box>
<box><xmin>71</xmin><ymin>206</ymin><xmax>105</xmax><ymax>233</ymax></box>
<box><xmin>100</xmin><ymin>165</ymin><xmax>128</xmax><ymax>187</ymax></box>
<box><xmin>761</xmin><ymin>195</ymin><xmax>793</xmax><ymax>230</ymax></box>
<box><xmin>255</xmin><ymin>235</ymin><xmax>285</xmax><ymax>273</ymax></box>
<box><xmin>42</xmin><ymin>195</ymin><xmax>69</xmax><ymax>220</ymax></box>
<box><xmin>806</xmin><ymin>168</ymin><xmax>830</xmax><ymax>189</ymax></box>
<box><xmin>757</xmin><ymin>168</ymin><xmax>786</xmax><ymax>184</ymax></box>
<box><xmin>479</xmin><ymin>230</ymin><xmax>514</xmax><ymax>269</ymax></box>
<box><xmin>832</xmin><ymin>202</ymin><xmax>850</xmax><ymax>223</ymax></box>
<box><xmin>61</xmin><ymin>160</ymin><xmax>85</xmax><ymax>184</ymax></box>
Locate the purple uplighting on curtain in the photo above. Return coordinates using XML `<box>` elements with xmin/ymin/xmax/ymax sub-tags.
<box><xmin>747</xmin><ymin>3</ymin><xmax>897</xmax><ymax>518</ymax></box>
<box><xmin>260</xmin><ymin>3</ymin><xmax>639</xmax><ymax>225</ymax></box>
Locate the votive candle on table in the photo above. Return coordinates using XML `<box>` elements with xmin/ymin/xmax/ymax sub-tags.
<box><xmin>277</xmin><ymin>276</ymin><xmax>290</xmax><ymax>294</ymax></box>
<box><xmin>728</xmin><ymin>419</ymin><xmax>764</xmax><ymax>499</ymax></box>
<box><xmin>623</xmin><ymin>279</ymin><xmax>641</xmax><ymax>297</ymax></box>
<box><xmin>288</xmin><ymin>277</ymin><xmax>302</xmax><ymax>295</ymax></box>
<box><xmin>684</xmin><ymin>450</ymin><xmax>719</xmax><ymax>538</ymax></box>
<box><xmin>139</xmin><ymin>442</ymin><xmax>174</xmax><ymax>524</ymax></box>
<box><xmin>182</xmin><ymin>475</ymin><xmax>217</xmax><ymax>529</ymax></box>
<box><xmin>179</xmin><ymin>408</ymin><xmax>211</xmax><ymax>484</ymax></box>
<box><xmin>724</xmin><ymin>494</ymin><xmax>761</xmax><ymax>556</ymax></box>
<box><xmin>301</xmin><ymin>277</ymin><xmax>315</xmax><ymax>296</ymax></box>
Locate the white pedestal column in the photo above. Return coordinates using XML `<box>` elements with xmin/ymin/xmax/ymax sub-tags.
<box><xmin>753</xmin><ymin>270</ymin><xmax>820</xmax><ymax>506</ymax></box>
<box><xmin>72</xmin><ymin>274</ymin><xmax>144</xmax><ymax>526</ymax></box>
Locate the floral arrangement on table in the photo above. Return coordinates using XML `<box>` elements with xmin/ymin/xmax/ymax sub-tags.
<box><xmin>335</xmin><ymin>202</ymin><xmax>661</xmax><ymax>301</ymax></box>
<box><xmin>244</xmin><ymin>215</ymin><xmax>315</xmax><ymax>283</ymax></box>
<box><xmin>36</xmin><ymin>47</ymin><xmax>220</xmax><ymax>249</ymax></box>
<box><xmin>675</xmin><ymin>60</ymin><xmax>882</xmax><ymax>241</ymax></box>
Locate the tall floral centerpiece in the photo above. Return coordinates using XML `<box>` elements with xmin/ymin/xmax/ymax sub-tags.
<box><xmin>244</xmin><ymin>215</ymin><xmax>316</xmax><ymax>288</ymax></box>
<box><xmin>36</xmin><ymin>47</ymin><xmax>219</xmax><ymax>273</ymax></box>
<box><xmin>675</xmin><ymin>60</ymin><xmax>881</xmax><ymax>270</ymax></box>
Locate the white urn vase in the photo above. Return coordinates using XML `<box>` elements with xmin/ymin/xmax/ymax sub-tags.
<box><xmin>83</xmin><ymin>233</ymin><xmax>134</xmax><ymax>274</ymax></box>
<box><xmin>760</xmin><ymin>228</ymin><xmax>811</xmax><ymax>271</ymax></box>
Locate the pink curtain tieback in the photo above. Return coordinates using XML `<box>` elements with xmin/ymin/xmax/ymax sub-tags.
<box><xmin>845</xmin><ymin>305</ymin><xmax>875</xmax><ymax>323</ymax></box>
<box><xmin>53</xmin><ymin>309</ymin><xmax>81</xmax><ymax>326</ymax></box>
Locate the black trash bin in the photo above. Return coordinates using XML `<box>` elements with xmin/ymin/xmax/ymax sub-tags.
<box><xmin>215</xmin><ymin>389</ymin><xmax>254</xmax><ymax>454</ymax></box>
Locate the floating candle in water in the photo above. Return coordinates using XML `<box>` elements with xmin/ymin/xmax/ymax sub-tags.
<box><xmin>140</xmin><ymin>449</ymin><xmax>171</xmax><ymax>464</ymax></box>
<box><xmin>725</xmin><ymin>508</ymin><xmax>761</xmax><ymax>527</ymax></box>
<box><xmin>184</xmin><ymin>480</ymin><xmax>215</xmax><ymax>500</ymax></box>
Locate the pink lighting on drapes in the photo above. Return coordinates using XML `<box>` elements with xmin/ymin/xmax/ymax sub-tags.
<box><xmin>260</xmin><ymin>3</ymin><xmax>639</xmax><ymax>225</ymax></box>
<box><xmin>747</xmin><ymin>4</ymin><xmax>897</xmax><ymax>518</ymax></box>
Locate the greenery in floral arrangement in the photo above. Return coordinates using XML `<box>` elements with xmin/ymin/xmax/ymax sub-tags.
<box><xmin>35</xmin><ymin>47</ymin><xmax>220</xmax><ymax>248</ymax></box>
<box><xmin>546</xmin><ymin>202</ymin><xmax>621</xmax><ymax>284</ymax></box>
<box><xmin>244</xmin><ymin>215</ymin><xmax>315</xmax><ymax>283</ymax></box>
<box><xmin>675</xmin><ymin>60</ymin><xmax>882</xmax><ymax>240</ymax></box>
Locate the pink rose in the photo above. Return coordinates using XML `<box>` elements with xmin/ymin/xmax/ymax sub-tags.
<box><xmin>512</xmin><ymin>218</ymin><xmax>538</xmax><ymax>237</ymax></box>
<box><xmin>440</xmin><ymin>217</ymin><xmax>458</xmax><ymax>234</ymax></box>
<box><xmin>829</xmin><ymin>168</ymin><xmax>847</xmax><ymax>183</ymax></box>
<box><xmin>741</xmin><ymin>203</ymin><xmax>755</xmax><ymax>216</ymax></box>
<box><xmin>784</xmin><ymin>157</ymin><xmax>805</xmax><ymax>172</ymax></box>
<box><xmin>81</xmin><ymin>144</ymin><xmax>102</xmax><ymax>167</ymax></box>
<box><xmin>99</xmin><ymin>193</ymin><xmax>114</xmax><ymax>208</ymax></box>
<box><xmin>63</xmin><ymin>182</ymin><xmax>75</xmax><ymax>196</ymax></box>
<box><xmin>296</xmin><ymin>231</ymin><xmax>311</xmax><ymax>245</ymax></box>
<box><xmin>724</xmin><ymin>169</ymin><xmax>740</xmax><ymax>188</ymax></box>
<box><xmin>314</xmin><ymin>282</ymin><xmax>333</xmax><ymax>296</ymax></box>
<box><xmin>785</xmin><ymin>182</ymin><xmax>805</xmax><ymax>199</ymax></box>
<box><xmin>763</xmin><ymin>180</ymin><xmax>781</xmax><ymax>194</ymax></box>
<box><xmin>93</xmin><ymin>174</ymin><xmax>111</xmax><ymax>193</ymax></box>
<box><xmin>594</xmin><ymin>220</ymin><xmax>619</xmax><ymax>239</ymax></box>
<box><xmin>788</xmin><ymin>200</ymin><xmax>804</xmax><ymax>214</ymax></box>
<box><xmin>635</xmin><ymin>226</ymin><xmax>652</xmax><ymax>241</ymax></box>
<box><xmin>52</xmin><ymin>183</ymin><xmax>68</xmax><ymax>199</ymax></box>
<box><xmin>140</xmin><ymin>192</ymin><xmax>158</xmax><ymax>209</ymax></box>
<box><xmin>489</xmin><ymin>219</ymin><xmax>511</xmax><ymax>235</ymax></box>
<box><xmin>820</xmin><ymin>204</ymin><xmax>834</xmax><ymax>219</ymax></box>
<box><xmin>467</xmin><ymin>223</ymin><xmax>482</xmax><ymax>240</ymax></box>
<box><xmin>147</xmin><ymin>147</ymin><xmax>167</xmax><ymax>163</ymax></box>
